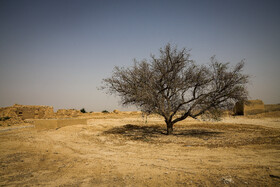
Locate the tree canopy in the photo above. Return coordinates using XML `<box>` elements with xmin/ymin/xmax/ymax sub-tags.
<box><xmin>102</xmin><ymin>44</ymin><xmax>249</xmax><ymax>134</ymax></box>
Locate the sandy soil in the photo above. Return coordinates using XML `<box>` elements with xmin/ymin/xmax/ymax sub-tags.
<box><xmin>1</xmin><ymin>114</ymin><xmax>280</xmax><ymax>186</ymax></box>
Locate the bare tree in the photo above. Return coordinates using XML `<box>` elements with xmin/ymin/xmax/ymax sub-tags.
<box><xmin>102</xmin><ymin>44</ymin><xmax>249</xmax><ymax>135</ymax></box>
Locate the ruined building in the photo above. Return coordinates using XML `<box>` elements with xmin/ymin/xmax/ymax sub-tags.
<box><xmin>233</xmin><ymin>100</ymin><xmax>265</xmax><ymax>116</ymax></box>
<box><xmin>0</xmin><ymin>104</ymin><xmax>55</xmax><ymax>120</ymax></box>
<box><xmin>56</xmin><ymin>109</ymin><xmax>82</xmax><ymax>118</ymax></box>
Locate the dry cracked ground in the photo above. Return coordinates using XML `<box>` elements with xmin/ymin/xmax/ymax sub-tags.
<box><xmin>0</xmin><ymin>114</ymin><xmax>280</xmax><ymax>186</ymax></box>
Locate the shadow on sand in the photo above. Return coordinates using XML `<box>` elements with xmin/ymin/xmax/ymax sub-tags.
<box><xmin>104</xmin><ymin>124</ymin><xmax>223</xmax><ymax>141</ymax></box>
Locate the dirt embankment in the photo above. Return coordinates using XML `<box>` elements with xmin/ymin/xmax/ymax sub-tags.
<box><xmin>0</xmin><ymin>115</ymin><xmax>280</xmax><ymax>186</ymax></box>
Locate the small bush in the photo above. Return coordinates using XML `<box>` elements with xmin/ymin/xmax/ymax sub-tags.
<box><xmin>102</xmin><ymin>110</ymin><xmax>109</xmax><ymax>113</ymax></box>
<box><xmin>0</xmin><ymin>116</ymin><xmax>10</xmax><ymax>121</ymax></box>
<box><xmin>80</xmin><ymin>108</ymin><xmax>86</xmax><ymax>113</ymax></box>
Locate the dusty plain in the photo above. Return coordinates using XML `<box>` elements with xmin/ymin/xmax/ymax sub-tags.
<box><xmin>1</xmin><ymin>112</ymin><xmax>280</xmax><ymax>186</ymax></box>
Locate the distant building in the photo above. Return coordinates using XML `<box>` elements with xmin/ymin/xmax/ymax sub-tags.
<box><xmin>233</xmin><ymin>100</ymin><xmax>265</xmax><ymax>116</ymax></box>
<box><xmin>0</xmin><ymin>104</ymin><xmax>55</xmax><ymax>120</ymax></box>
<box><xmin>56</xmin><ymin>109</ymin><xmax>82</xmax><ymax>118</ymax></box>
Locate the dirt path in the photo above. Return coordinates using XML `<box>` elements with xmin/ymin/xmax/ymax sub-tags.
<box><xmin>1</xmin><ymin>116</ymin><xmax>280</xmax><ymax>186</ymax></box>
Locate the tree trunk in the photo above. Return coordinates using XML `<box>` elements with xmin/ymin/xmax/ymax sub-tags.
<box><xmin>166</xmin><ymin>123</ymin><xmax>173</xmax><ymax>135</ymax></box>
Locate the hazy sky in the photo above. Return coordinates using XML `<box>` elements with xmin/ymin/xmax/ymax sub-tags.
<box><xmin>0</xmin><ymin>0</ymin><xmax>279</xmax><ymax>111</ymax></box>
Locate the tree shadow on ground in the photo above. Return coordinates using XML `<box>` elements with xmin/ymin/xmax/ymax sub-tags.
<box><xmin>103</xmin><ymin>124</ymin><xmax>164</xmax><ymax>141</ymax></box>
<box><xmin>174</xmin><ymin>129</ymin><xmax>223</xmax><ymax>137</ymax></box>
<box><xmin>103</xmin><ymin>124</ymin><xmax>223</xmax><ymax>142</ymax></box>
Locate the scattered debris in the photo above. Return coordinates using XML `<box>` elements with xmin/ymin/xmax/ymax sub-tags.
<box><xmin>222</xmin><ymin>176</ymin><xmax>234</xmax><ymax>184</ymax></box>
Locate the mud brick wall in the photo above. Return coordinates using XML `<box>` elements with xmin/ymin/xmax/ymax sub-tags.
<box><xmin>13</xmin><ymin>105</ymin><xmax>55</xmax><ymax>120</ymax></box>
<box><xmin>56</xmin><ymin>109</ymin><xmax>82</xmax><ymax>118</ymax></box>
<box><xmin>234</xmin><ymin>100</ymin><xmax>265</xmax><ymax>116</ymax></box>
<box><xmin>34</xmin><ymin>118</ymin><xmax>88</xmax><ymax>129</ymax></box>
<box><xmin>0</xmin><ymin>104</ymin><xmax>55</xmax><ymax>120</ymax></box>
<box><xmin>244</xmin><ymin>100</ymin><xmax>265</xmax><ymax>115</ymax></box>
